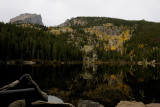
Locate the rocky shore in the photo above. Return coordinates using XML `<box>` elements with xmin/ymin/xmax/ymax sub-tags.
<box><xmin>116</xmin><ymin>101</ymin><xmax>160</xmax><ymax>107</ymax></box>
<box><xmin>0</xmin><ymin>74</ymin><xmax>74</xmax><ymax>107</ymax></box>
<box><xmin>1</xmin><ymin>74</ymin><xmax>160</xmax><ymax>107</ymax></box>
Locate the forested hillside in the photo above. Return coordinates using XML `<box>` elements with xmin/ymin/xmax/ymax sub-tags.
<box><xmin>124</xmin><ymin>21</ymin><xmax>160</xmax><ymax>61</ymax></box>
<box><xmin>0</xmin><ymin>23</ymin><xmax>82</xmax><ymax>61</ymax></box>
<box><xmin>57</xmin><ymin>17</ymin><xmax>160</xmax><ymax>62</ymax></box>
<box><xmin>0</xmin><ymin>17</ymin><xmax>160</xmax><ymax>63</ymax></box>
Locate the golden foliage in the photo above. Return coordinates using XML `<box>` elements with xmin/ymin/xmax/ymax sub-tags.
<box><xmin>111</xmin><ymin>46</ymin><xmax>115</xmax><ymax>50</ymax></box>
<box><xmin>138</xmin><ymin>44</ymin><xmax>144</xmax><ymax>48</ymax></box>
<box><xmin>129</xmin><ymin>50</ymin><xmax>134</xmax><ymax>56</ymax></box>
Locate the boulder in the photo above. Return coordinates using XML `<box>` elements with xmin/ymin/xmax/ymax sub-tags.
<box><xmin>78</xmin><ymin>100</ymin><xmax>104</xmax><ymax>107</ymax></box>
<box><xmin>116</xmin><ymin>101</ymin><xmax>145</xmax><ymax>107</ymax></box>
<box><xmin>9</xmin><ymin>100</ymin><xmax>75</xmax><ymax>107</ymax></box>
<box><xmin>8</xmin><ymin>100</ymin><xmax>25</xmax><ymax>107</ymax></box>
<box><xmin>116</xmin><ymin>101</ymin><xmax>160</xmax><ymax>107</ymax></box>
<box><xmin>145</xmin><ymin>103</ymin><xmax>160</xmax><ymax>107</ymax></box>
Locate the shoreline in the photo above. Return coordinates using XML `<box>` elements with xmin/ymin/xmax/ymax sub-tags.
<box><xmin>0</xmin><ymin>59</ymin><xmax>159</xmax><ymax>66</ymax></box>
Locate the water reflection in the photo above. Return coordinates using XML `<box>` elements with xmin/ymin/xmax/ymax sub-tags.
<box><xmin>0</xmin><ymin>64</ymin><xmax>160</xmax><ymax>107</ymax></box>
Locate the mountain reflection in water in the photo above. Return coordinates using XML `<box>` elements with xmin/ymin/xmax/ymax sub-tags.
<box><xmin>0</xmin><ymin>64</ymin><xmax>160</xmax><ymax>107</ymax></box>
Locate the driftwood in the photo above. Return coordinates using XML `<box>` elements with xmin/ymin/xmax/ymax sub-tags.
<box><xmin>0</xmin><ymin>74</ymin><xmax>75</xmax><ymax>107</ymax></box>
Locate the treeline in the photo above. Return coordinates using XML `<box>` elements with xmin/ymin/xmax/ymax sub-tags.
<box><xmin>0</xmin><ymin>22</ymin><xmax>82</xmax><ymax>61</ymax></box>
<box><xmin>95</xmin><ymin>47</ymin><xmax>129</xmax><ymax>62</ymax></box>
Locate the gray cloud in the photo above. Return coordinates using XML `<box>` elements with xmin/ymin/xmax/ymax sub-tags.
<box><xmin>0</xmin><ymin>0</ymin><xmax>160</xmax><ymax>26</ymax></box>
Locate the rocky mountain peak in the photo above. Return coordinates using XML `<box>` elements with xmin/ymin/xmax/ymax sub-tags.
<box><xmin>10</xmin><ymin>13</ymin><xmax>43</xmax><ymax>25</ymax></box>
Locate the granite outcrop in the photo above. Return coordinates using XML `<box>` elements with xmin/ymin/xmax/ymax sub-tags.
<box><xmin>10</xmin><ymin>13</ymin><xmax>43</xmax><ymax>25</ymax></box>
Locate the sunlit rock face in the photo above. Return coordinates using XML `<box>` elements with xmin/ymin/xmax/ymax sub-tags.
<box><xmin>10</xmin><ymin>13</ymin><xmax>43</xmax><ymax>25</ymax></box>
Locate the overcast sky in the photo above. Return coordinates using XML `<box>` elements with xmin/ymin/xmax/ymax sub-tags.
<box><xmin>0</xmin><ymin>0</ymin><xmax>160</xmax><ymax>26</ymax></box>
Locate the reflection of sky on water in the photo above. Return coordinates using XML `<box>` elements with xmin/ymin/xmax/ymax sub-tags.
<box><xmin>48</xmin><ymin>95</ymin><xmax>64</xmax><ymax>103</ymax></box>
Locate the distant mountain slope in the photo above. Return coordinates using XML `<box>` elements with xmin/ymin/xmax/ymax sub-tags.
<box><xmin>1</xmin><ymin>16</ymin><xmax>160</xmax><ymax>63</ymax></box>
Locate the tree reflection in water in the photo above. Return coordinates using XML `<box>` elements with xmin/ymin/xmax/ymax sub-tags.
<box><xmin>0</xmin><ymin>64</ymin><xmax>160</xmax><ymax>107</ymax></box>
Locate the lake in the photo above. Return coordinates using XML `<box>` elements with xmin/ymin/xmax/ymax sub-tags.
<box><xmin>0</xmin><ymin>63</ymin><xmax>160</xmax><ymax>107</ymax></box>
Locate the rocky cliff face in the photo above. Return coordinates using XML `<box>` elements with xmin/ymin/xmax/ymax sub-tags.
<box><xmin>10</xmin><ymin>13</ymin><xmax>43</xmax><ymax>25</ymax></box>
<box><xmin>59</xmin><ymin>18</ymin><xmax>88</xmax><ymax>27</ymax></box>
<box><xmin>50</xmin><ymin>17</ymin><xmax>133</xmax><ymax>62</ymax></box>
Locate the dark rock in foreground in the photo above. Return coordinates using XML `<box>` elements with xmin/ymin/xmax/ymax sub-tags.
<box><xmin>9</xmin><ymin>100</ymin><xmax>25</xmax><ymax>107</ymax></box>
<box><xmin>10</xmin><ymin>13</ymin><xmax>43</xmax><ymax>25</ymax></box>
<box><xmin>78</xmin><ymin>100</ymin><xmax>104</xmax><ymax>107</ymax></box>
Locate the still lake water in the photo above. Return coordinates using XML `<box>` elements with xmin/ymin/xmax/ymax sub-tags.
<box><xmin>0</xmin><ymin>63</ymin><xmax>160</xmax><ymax>106</ymax></box>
